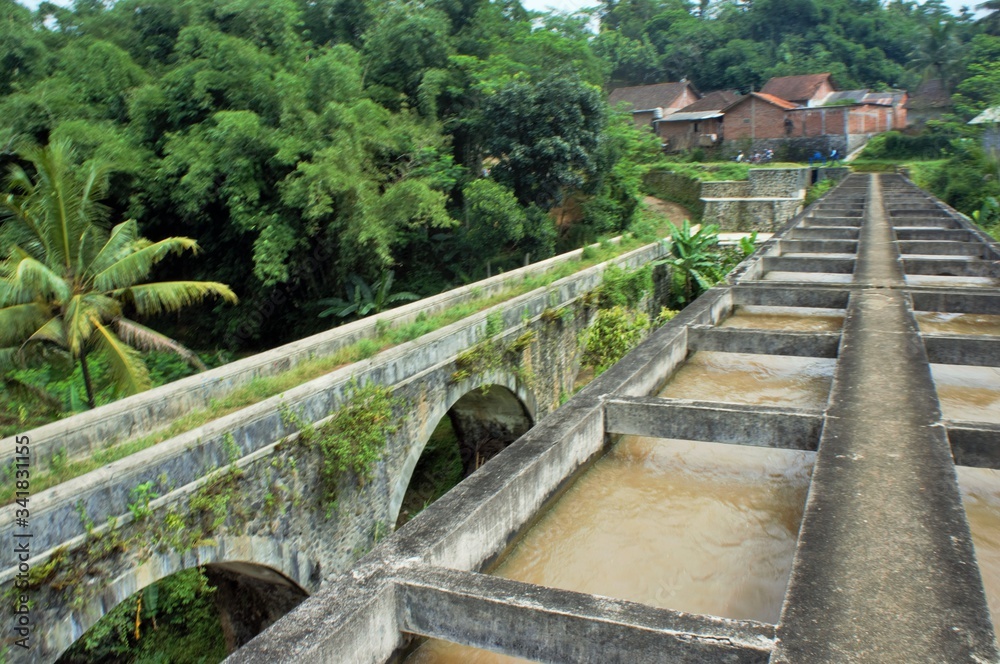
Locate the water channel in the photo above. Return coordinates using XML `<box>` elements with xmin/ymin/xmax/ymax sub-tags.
<box><xmin>407</xmin><ymin>437</ymin><xmax>814</xmax><ymax>664</ymax></box>
<box><xmin>720</xmin><ymin>305</ymin><xmax>845</xmax><ymax>333</ymax></box>
<box><xmin>407</xmin><ymin>320</ymin><xmax>832</xmax><ymax>662</ymax></box>
<box><xmin>915</xmin><ymin>312</ymin><xmax>1000</xmax><ymax>336</ymax></box>
<box><xmin>958</xmin><ymin>466</ymin><xmax>1000</xmax><ymax>633</ymax></box>
<box><xmin>931</xmin><ymin>364</ymin><xmax>1000</xmax><ymax>424</ymax></box>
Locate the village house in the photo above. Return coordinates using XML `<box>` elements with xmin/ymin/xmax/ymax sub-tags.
<box><xmin>608</xmin><ymin>81</ymin><xmax>700</xmax><ymax>130</ymax></box>
<box><xmin>760</xmin><ymin>73</ymin><xmax>836</xmax><ymax>107</ymax></box>
<box><xmin>654</xmin><ymin>89</ymin><xmax>741</xmax><ymax>151</ymax></box>
<box><xmin>615</xmin><ymin>73</ymin><xmax>909</xmax><ymax>159</ymax></box>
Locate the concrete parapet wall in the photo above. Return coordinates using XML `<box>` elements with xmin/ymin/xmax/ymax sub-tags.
<box><xmin>2</xmin><ymin>237</ymin><xmax>638</xmax><ymax>474</ymax></box>
<box><xmin>701</xmin><ymin>169</ymin><xmax>807</xmax><ymax>231</ymax></box>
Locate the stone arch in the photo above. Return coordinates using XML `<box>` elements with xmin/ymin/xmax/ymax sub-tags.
<box><xmin>47</xmin><ymin>535</ymin><xmax>313</xmax><ymax>663</ymax></box>
<box><xmin>389</xmin><ymin>371</ymin><xmax>536</xmax><ymax>527</ymax></box>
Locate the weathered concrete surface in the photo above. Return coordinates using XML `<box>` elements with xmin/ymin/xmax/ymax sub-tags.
<box><xmin>605</xmin><ymin>397</ymin><xmax>823</xmax><ymax>450</ymax></box>
<box><xmin>771</xmin><ymin>176</ymin><xmax>999</xmax><ymax>663</ymax></box>
<box><xmin>398</xmin><ymin>566</ymin><xmax>774</xmax><ymax>664</ymax></box>
<box><xmin>1</xmin><ymin>237</ymin><xmax>659</xmax><ymax>474</ymax></box>
<box><xmin>948</xmin><ymin>423</ymin><xmax>1000</xmax><ymax>469</ymax></box>
<box><xmin>688</xmin><ymin>326</ymin><xmax>841</xmax><ymax>358</ymax></box>
<box><xmin>922</xmin><ymin>334</ymin><xmax>1000</xmax><ymax>366</ymax></box>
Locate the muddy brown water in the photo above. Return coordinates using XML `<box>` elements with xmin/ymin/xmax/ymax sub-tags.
<box><xmin>406</xmin><ymin>437</ymin><xmax>815</xmax><ymax>663</ymax></box>
<box><xmin>658</xmin><ymin>351</ymin><xmax>835</xmax><ymax>410</ymax></box>
<box><xmin>957</xmin><ymin>466</ymin><xmax>1000</xmax><ymax>633</ymax></box>
<box><xmin>916</xmin><ymin>312</ymin><xmax>1000</xmax><ymax>336</ymax></box>
<box><xmin>721</xmin><ymin>306</ymin><xmax>845</xmax><ymax>333</ymax></box>
<box><xmin>931</xmin><ymin>364</ymin><xmax>1000</xmax><ymax>424</ymax></box>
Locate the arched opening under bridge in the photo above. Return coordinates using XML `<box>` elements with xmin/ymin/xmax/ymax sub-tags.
<box><xmin>396</xmin><ymin>384</ymin><xmax>533</xmax><ymax>527</ymax></box>
<box><xmin>56</xmin><ymin>561</ymin><xmax>308</xmax><ymax>664</ymax></box>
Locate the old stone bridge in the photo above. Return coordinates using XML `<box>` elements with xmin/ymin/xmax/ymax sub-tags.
<box><xmin>7</xmin><ymin>171</ymin><xmax>1000</xmax><ymax>664</ymax></box>
<box><xmin>230</xmin><ymin>173</ymin><xmax>1000</xmax><ymax>664</ymax></box>
<box><xmin>0</xmin><ymin>238</ymin><xmax>670</xmax><ymax>662</ymax></box>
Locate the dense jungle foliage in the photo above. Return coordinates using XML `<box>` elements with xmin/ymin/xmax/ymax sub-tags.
<box><xmin>1</xmin><ymin>0</ymin><xmax>999</xmax><ymax>420</ymax></box>
<box><xmin>4</xmin><ymin>0</ymin><xmax>1000</xmax><ymax>660</ymax></box>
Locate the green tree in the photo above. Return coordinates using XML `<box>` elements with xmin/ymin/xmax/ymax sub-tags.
<box><xmin>317</xmin><ymin>271</ymin><xmax>419</xmax><ymax>319</ymax></box>
<box><xmin>979</xmin><ymin>0</ymin><xmax>1000</xmax><ymax>35</ymax></box>
<box><xmin>0</xmin><ymin>140</ymin><xmax>236</xmax><ymax>408</ymax></box>
<box><xmin>480</xmin><ymin>76</ymin><xmax>606</xmax><ymax>209</ymax></box>
<box><xmin>662</xmin><ymin>220</ymin><xmax>723</xmax><ymax>305</ymax></box>
<box><xmin>461</xmin><ymin>178</ymin><xmax>526</xmax><ymax>262</ymax></box>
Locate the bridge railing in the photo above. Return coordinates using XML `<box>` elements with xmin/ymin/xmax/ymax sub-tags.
<box><xmin>2</xmin><ymin>237</ymin><xmax>638</xmax><ymax>475</ymax></box>
<box><xmin>0</xmin><ymin>240</ymin><xmax>668</xmax><ymax>590</ymax></box>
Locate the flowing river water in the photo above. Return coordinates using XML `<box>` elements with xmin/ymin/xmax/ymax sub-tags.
<box><xmin>406</xmin><ymin>308</ymin><xmax>840</xmax><ymax>662</ymax></box>
<box><xmin>406</xmin><ymin>305</ymin><xmax>1000</xmax><ymax>662</ymax></box>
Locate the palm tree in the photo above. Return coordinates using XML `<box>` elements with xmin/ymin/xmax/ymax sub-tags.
<box><xmin>978</xmin><ymin>0</ymin><xmax>1000</xmax><ymax>35</ymax></box>
<box><xmin>908</xmin><ymin>21</ymin><xmax>964</xmax><ymax>91</ymax></box>
<box><xmin>0</xmin><ymin>140</ymin><xmax>236</xmax><ymax>409</ymax></box>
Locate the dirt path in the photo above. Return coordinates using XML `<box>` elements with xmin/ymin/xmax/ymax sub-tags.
<box><xmin>642</xmin><ymin>196</ymin><xmax>692</xmax><ymax>226</ymax></box>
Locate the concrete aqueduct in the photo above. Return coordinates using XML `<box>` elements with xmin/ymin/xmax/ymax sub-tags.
<box><xmin>1</xmin><ymin>237</ymin><xmax>671</xmax><ymax>662</ymax></box>
<box><xmin>5</xmin><ymin>172</ymin><xmax>1000</xmax><ymax>663</ymax></box>
<box><xmin>231</xmin><ymin>173</ymin><xmax>1000</xmax><ymax>663</ymax></box>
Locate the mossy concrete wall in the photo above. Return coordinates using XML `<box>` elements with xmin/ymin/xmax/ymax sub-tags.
<box><xmin>2</xmin><ymin>244</ymin><xmax>673</xmax><ymax>663</ymax></box>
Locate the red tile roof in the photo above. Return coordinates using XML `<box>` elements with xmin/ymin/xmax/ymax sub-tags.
<box><xmin>760</xmin><ymin>74</ymin><xmax>833</xmax><ymax>104</ymax></box>
<box><xmin>608</xmin><ymin>82</ymin><xmax>696</xmax><ymax>111</ymax></box>
<box><xmin>724</xmin><ymin>92</ymin><xmax>800</xmax><ymax>111</ymax></box>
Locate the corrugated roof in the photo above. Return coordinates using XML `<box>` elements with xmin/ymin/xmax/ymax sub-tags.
<box><xmin>678</xmin><ymin>89</ymin><xmax>741</xmax><ymax>113</ymax></box>
<box><xmin>824</xmin><ymin>90</ymin><xmax>868</xmax><ymax>105</ymax></box>
<box><xmin>760</xmin><ymin>74</ymin><xmax>833</xmax><ymax>103</ymax></box>
<box><xmin>862</xmin><ymin>91</ymin><xmax>906</xmax><ymax>106</ymax></box>
<box><xmin>656</xmin><ymin>110</ymin><xmax>724</xmax><ymax>122</ymax></box>
<box><xmin>608</xmin><ymin>82</ymin><xmax>695</xmax><ymax>111</ymax></box>
<box><xmin>970</xmin><ymin>107</ymin><xmax>1000</xmax><ymax>124</ymax></box>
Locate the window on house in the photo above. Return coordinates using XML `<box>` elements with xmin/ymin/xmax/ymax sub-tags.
<box><xmin>693</xmin><ymin>122</ymin><xmax>700</xmax><ymax>132</ymax></box>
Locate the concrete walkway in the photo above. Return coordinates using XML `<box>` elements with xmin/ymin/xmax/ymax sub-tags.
<box><xmin>772</xmin><ymin>175</ymin><xmax>998</xmax><ymax>663</ymax></box>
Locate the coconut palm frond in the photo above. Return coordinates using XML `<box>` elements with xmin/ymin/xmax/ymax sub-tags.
<box><xmin>0</xmin><ymin>302</ymin><xmax>52</xmax><ymax>347</ymax></box>
<box><xmin>113</xmin><ymin>281</ymin><xmax>238</xmax><ymax>316</ymax></box>
<box><xmin>76</xmin><ymin>223</ymin><xmax>111</xmax><ymax>278</ymax></box>
<box><xmin>24</xmin><ymin>316</ymin><xmax>66</xmax><ymax>348</ymax></box>
<box><xmin>113</xmin><ymin>317</ymin><xmax>207</xmax><ymax>371</ymax></box>
<box><xmin>86</xmin><ymin>219</ymin><xmax>139</xmax><ymax>276</ymax></box>
<box><xmin>63</xmin><ymin>294</ymin><xmax>100</xmax><ymax>355</ymax></box>
<box><xmin>9</xmin><ymin>253</ymin><xmax>72</xmax><ymax>303</ymax></box>
<box><xmin>92</xmin><ymin>237</ymin><xmax>200</xmax><ymax>291</ymax></box>
<box><xmin>90</xmin><ymin>318</ymin><xmax>151</xmax><ymax>396</ymax></box>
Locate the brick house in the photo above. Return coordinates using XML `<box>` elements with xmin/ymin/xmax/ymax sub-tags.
<box><xmin>655</xmin><ymin>90</ymin><xmax>741</xmax><ymax>151</ymax></box>
<box><xmin>760</xmin><ymin>73</ymin><xmax>836</xmax><ymax>107</ymax></box>
<box><xmin>608</xmin><ymin>81</ymin><xmax>701</xmax><ymax>130</ymax></box>
<box><xmin>719</xmin><ymin>92</ymin><xmax>799</xmax><ymax>141</ymax></box>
